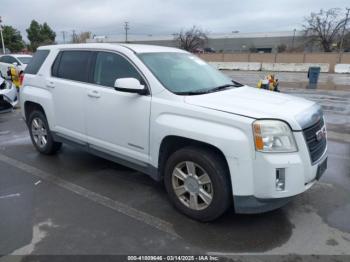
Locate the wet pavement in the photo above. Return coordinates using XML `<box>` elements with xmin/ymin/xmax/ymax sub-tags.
<box><xmin>0</xmin><ymin>80</ymin><xmax>350</xmax><ymax>259</ymax></box>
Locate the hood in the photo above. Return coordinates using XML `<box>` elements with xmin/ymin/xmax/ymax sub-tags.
<box><xmin>184</xmin><ymin>86</ymin><xmax>318</xmax><ymax>130</ymax></box>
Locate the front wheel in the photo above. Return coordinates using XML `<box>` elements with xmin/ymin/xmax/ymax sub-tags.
<box><xmin>164</xmin><ymin>147</ymin><xmax>232</xmax><ymax>221</ymax></box>
<box><xmin>28</xmin><ymin>110</ymin><xmax>62</xmax><ymax>155</ymax></box>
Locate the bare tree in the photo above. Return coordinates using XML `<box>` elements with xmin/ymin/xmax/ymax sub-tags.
<box><xmin>174</xmin><ymin>26</ymin><xmax>208</xmax><ymax>52</ymax></box>
<box><xmin>344</xmin><ymin>31</ymin><xmax>350</xmax><ymax>51</ymax></box>
<box><xmin>303</xmin><ymin>8</ymin><xmax>349</xmax><ymax>52</ymax></box>
<box><xmin>78</xmin><ymin>31</ymin><xmax>91</xmax><ymax>43</ymax></box>
<box><xmin>277</xmin><ymin>44</ymin><xmax>287</xmax><ymax>53</ymax></box>
<box><xmin>72</xmin><ymin>31</ymin><xmax>91</xmax><ymax>43</ymax></box>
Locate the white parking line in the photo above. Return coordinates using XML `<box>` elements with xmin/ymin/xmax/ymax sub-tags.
<box><xmin>0</xmin><ymin>153</ymin><xmax>179</xmax><ymax>239</ymax></box>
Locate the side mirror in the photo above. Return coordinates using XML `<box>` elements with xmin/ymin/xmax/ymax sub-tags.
<box><xmin>12</xmin><ymin>62</ymin><xmax>19</xmax><ymax>67</ymax></box>
<box><xmin>114</xmin><ymin>78</ymin><xmax>147</xmax><ymax>95</ymax></box>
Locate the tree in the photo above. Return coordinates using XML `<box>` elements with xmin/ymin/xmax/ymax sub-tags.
<box><xmin>40</xmin><ymin>22</ymin><xmax>56</xmax><ymax>44</ymax></box>
<box><xmin>26</xmin><ymin>20</ymin><xmax>56</xmax><ymax>51</ymax></box>
<box><xmin>303</xmin><ymin>8</ymin><xmax>349</xmax><ymax>52</ymax></box>
<box><xmin>1</xmin><ymin>25</ymin><xmax>25</xmax><ymax>52</ymax></box>
<box><xmin>343</xmin><ymin>31</ymin><xmax>350</xmax><ymax>51</ymax></box>
<box><xmin>174</xmin><ymin>26</ymin><xmax>208</xmax><ymax>52</ymax></box>
<box><xmin>72</xmin><ymin>31</ymin><xmax>92</xmax><ymax>43</ymax></box>
<box><xmin>277</xmin><ymin>44</ymin><xmax>287</xmax><ymax>53</ymax></box>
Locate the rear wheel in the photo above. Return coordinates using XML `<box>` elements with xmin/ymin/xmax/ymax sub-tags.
<box><xmin>164</xmin><ymin>146</ymin><xmax>232</xmax><ymax>221</ymax></box>
<box><xmin>28</xmin><ymin>110</ymin><xmax>62</xmax><ymax>154</ymax></box>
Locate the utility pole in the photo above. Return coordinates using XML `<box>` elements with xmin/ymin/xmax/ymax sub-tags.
<box><xmin>292</xmin><ymin>28</ymin><xmax>296</xmax><ymax>50</ymax></box>
<box><xmin>124</xmin><ymin>22</ymin><xmax>129</xmax><ymax>43</ymax></box>
<box><xmin>72</xmin><ymin>30</ymin><xmax>76</xmax><ymax>43</ymax></box>
<box><xmin>0</xmin><ymin>16</ymin><xmax>5</xmax><ymax>54</ymax></box>
<box><xmin>339</xmin><ymin>8</ymin><xmax>350</xmax><ymax>63</ymax></box>
<box><xmin>61</xmin><ymin>31</ymin><xmax>66</xmax><ymax>44</ymax></box>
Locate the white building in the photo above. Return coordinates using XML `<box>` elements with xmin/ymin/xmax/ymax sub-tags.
<box><xmin>87</xmin><ymin>31</ymin><xmax>305</xmax><ymax>53</ymax></box>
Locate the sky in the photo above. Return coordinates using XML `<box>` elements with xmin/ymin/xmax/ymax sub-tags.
<box><xmin>0</xmin><ymin>0</ymin><xmax>349</xmax><ymax>43</ymax></box>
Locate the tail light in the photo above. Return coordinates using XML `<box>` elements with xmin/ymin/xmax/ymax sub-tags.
<box><xmin>19</xmin><ymin>73</ymin><xmax>25</xmax><ymax>87</ymax></box>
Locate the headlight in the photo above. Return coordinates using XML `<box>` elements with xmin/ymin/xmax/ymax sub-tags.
<box><xmin>253</xmin><ymin>120</ymin><xmax>297</xmax><ymax>152</ymax></box>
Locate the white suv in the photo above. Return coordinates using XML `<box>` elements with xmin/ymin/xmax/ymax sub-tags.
<box><xmin>20</xmin><ymin>44</ymin><xmax>327</xmax><ymax>221</ymax></box>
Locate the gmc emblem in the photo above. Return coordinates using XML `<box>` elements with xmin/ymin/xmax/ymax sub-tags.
<box><xmin>316</xmin><ymin>126</ymin><xmax>327</xmax><ymax>142</ymax></box>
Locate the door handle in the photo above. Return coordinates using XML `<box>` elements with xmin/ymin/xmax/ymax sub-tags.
<box><xmin>87</xmin><ymin>90</ymin><xmax>101</xmax><ymax>98</ymax></box>
<box><xmin>46</xmin><ymin>81</ymin><xmax>55</xmax><ymax>88</ymax></box>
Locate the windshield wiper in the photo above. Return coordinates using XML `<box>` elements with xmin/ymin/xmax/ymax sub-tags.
<box><xmin>175</xmin><ymin>81</ymin><xmax>242</xmax><ymax>96</ymax></box>
<box><xmin>174</xmin><ymin>90</ymin><xmax>208</xmax><ymax>95</ymax></box>
<box><xmin>205</xmin><ymin>84</ymin><xmax>236</xmax><ymax>93</ymax></box>
<box><xmin>232</xmin><ymin>80</ymin><xmax>244</xmax><ymax>87</ymax></box>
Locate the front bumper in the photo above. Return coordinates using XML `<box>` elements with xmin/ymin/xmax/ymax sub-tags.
<box><xmin>0</xmin><ymin>95</ymin><xmax>16</xmax><ymax>113</ymax></box>
<box><xmin>251</xmin><ymin>132</ymin><xmax>327</xmax><ymax>199</ymax></box>
<box><xmin>0</xmin><ymin>83</ymin><xmax>18</xmax><ymax>113</ymax></box>
<box><xmin>234</xmin><ymin>195</ymin><xmax>293</xmax><ymax>214</ymax></box>
<box><xmin>232</xmin><ymin>131</ymin><xmax>327</xmax><ymax>214</ymax></box>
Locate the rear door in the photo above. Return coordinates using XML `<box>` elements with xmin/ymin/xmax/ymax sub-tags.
<box><xmin>49</xmin><ymin>50</ymin><xmax>93</xmax><ymax>141</ymax></box>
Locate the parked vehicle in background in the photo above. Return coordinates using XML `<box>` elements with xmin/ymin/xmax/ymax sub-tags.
<box><xmin>20</xmin><ymin>44</ymin><xmax>327</xmax><ymax>221</ymax></box>
<box><xmin>0</xmin><ymin>73</ymin><xmax>18</xmax><ymax>113</ymax></box>
<box><xmin>204</xmin><ymin>47</ymin><xmax>216</xmax><ymax>53</ymax></box>
<box><xmin>193</xmin><ymin>47</ymin><xmax>204</xmax><ymax>53</ymax></box>
<box><xmin>0</xmin><ymin>54</ymin><xmax>33</xmax><ymax>76</ymax></box>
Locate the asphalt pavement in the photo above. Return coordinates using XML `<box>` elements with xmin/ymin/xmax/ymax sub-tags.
<box><xmin>0</xmin><ymin>73</ymin><xmax>350</xmax><ymax>260</ymax></box>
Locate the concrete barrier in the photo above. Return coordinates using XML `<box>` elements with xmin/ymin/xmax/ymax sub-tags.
<box><xmin>334</xmin><ymin>64</ymin><xmax>350</xmax><ymax>74</ymax></box>
<box><xmin>209</xmin><ymin>61</ymin><xmax>332</xmax><ymax>72</ymax></box>
<box><xmin>209</xmin><ymin>62</ymin><xmax>261</xmax><ymax>71</ymax></box>
<box><xmin>261</xmin><ymin>63</ymin><xmax>330</xmax><ymax>72</ymax></box>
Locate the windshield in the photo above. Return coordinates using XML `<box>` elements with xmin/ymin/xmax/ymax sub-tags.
<box><xmin>17</xmin><ymin>57</ymin><xmax>32</xmax><ymax>64</ymax></box>
<box><xmin>138</xmin><ymin>52</ymin><xmax>235</xmax><ymax>94</ymax></box>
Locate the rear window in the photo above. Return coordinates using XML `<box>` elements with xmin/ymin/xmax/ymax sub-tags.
<box><xmin>52</xmin><ymin>51</ymin><xmax>92</xmax><ymax>82</ymax></box>
<box><xmin>17</xmin><ymin>57</ymin><xmax>32</xmax><ymax>64</ymax></box>
<box><xmin>0</xmin><ymin>56</ymin><xmax>9</xmax><ymax>63</ymax></box>
<box><xmin>24</xmin><ymin>50</ymin><xmax>50</xmax><ymax>75</ymax></box>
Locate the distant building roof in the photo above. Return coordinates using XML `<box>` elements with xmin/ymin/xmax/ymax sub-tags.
<box><xmin>208</xmin><ymin>31</ymin><xmax>303</xmax><ymax>39</ymax></box>
<box><xmin>88</xmin><ymin>30</ymin><xmax>303</xmax><ymax>43</ymax></box>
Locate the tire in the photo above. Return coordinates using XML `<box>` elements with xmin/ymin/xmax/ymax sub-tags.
<box><xmin>28</xmin><ymin>110</ymin><xmax>62</xmax><ymax>155</ymax></box>
<box><xmin>164</xmin><ymin>146</ymin><xmax>232</xmax><ymax>221</ymax></box>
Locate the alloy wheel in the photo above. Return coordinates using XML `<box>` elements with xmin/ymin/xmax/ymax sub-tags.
<box><xmin>31</xmin><ymin>117</ymin><xmax>48</xmax><ymax>148</ymax></box>
<box><xmin>172</xmin><ymin>161</ymin><xmax>214</xmax><ymax>210</ymax></box>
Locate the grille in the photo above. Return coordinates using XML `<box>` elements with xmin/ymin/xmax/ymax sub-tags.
<box><xmin>303</xmin><ymin>118</ymin><xmax>327</xmax><ymax>164</ymax></box>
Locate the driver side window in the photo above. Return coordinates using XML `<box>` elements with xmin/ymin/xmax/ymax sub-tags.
<box><xmin>93</xmin><ymin>52</ymin><xmax>142</xmax><ymax>87</ymax></box>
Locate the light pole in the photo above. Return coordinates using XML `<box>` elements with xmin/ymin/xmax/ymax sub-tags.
<box><xmin>0</xmin><ymin>16</ymin><xmax>5</xmax><ymax>54</ymax></box>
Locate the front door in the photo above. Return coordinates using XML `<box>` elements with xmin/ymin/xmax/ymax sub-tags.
<box><xmin>85</xmin><ymin>51</ymin><xmax>151</xmax><ymax>164</ymax></box>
